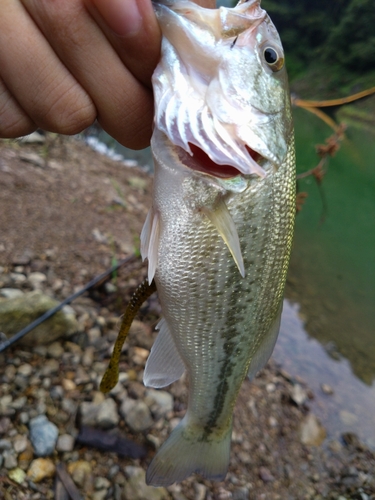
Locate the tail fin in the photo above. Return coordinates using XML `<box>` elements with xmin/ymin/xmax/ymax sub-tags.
<box><xmin>146</xmin><ymin>416</ymin><xmax>232</xmax><ymax>486</ymax></box>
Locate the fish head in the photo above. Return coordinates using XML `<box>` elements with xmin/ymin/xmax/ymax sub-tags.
<box><xmin>152</xmin><ymin>0</ymin><xmax>293</xmax><ymax>179</ymax></box>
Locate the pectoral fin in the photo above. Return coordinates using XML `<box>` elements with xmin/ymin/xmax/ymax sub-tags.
<box><xmin>144</xmin><ymin>318</ymin><xmax>185</xmax><ymax>388</ymax></box>
<box><xmin>203</xmin><ymin>198</ymin><xmax>245</xmax><ymax>277</ymax></box>
<box><xmin>140</xmin><ymin>209</ymin><xmax>160</xmax><ymax>284</ymax></box>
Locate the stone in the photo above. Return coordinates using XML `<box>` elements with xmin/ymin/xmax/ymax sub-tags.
<box><xmin>0</xmin><ymin>291</ymin><xmax>78</xmax><ymax>346</ymax></box>
<box><xmin>299</xmin><ymin>413</ymin><xmax>326</xmax><ymax>446</ymax></box>
<box><xmin>56</xmin><ymin>434</ymin><xmax>75</xmax><ymax>452</ymax></box>
<box><xmin>0</xmin><ymin>288</ymin><xmax>24</xmax><ymax>299</ymax></box>
<box><xmin>17</xmin><ymin>363</ymin><xmax>33</xmax><ymax>377</ymax></box>
<box><xmin>95</xmin><ymin>476</ymin><xmax>111</xmax><ymax>490</ymax></box>
<box><xmin>13</xmin><ymin>434</ymin><xmax>29</xmax><ymax>453</ymax></box>
<box><xmin>123</xmin><ymin>466</ymin><xmax>169</xmax><ymax>500</ymax></box>
<box><xmin>232</xmin><ymin>487</ymin><xmax>250</xmax><ymax>500</ymax></box>
<box><xmin>194</xmin><ymin>483</ymin><xmax>207</xmax><ymax>500</ymax></box>
<box><xmin>145</xmin><ymin>389</ymin><xmax>174</xmax><ymax>418</ymax></box>
<box><xmin>46</xmin><ymin>341</ymin><xmax>64</xmax><ymax>358</ymax></box>
<box><xmin>67</xmin><ymin>460</ymin><xmax>92</xmax><ymax>488</ymax></box>
<box><xmin>29</xmin><ymin>415</ymin><xmax>58</xmax><ymax>456</ymax></box>
<box><xmin>8</xmin><ymin>467</ymin><xmax>27</xmax><ymax>484</ymax></box>
<box><xmin>291</xmin><ymin>384</ymin><xmax>308</xmax><ymax>406</ymax></box>
<box><xmin>120</xmin><ymin>399</ymin><xmax>153</xmax><ymax>432</ymax></box>
<box><xmin>96</xmin><ymin>398</ymin><xmax>120</xmax><ymax>429</ymax></box>
<box><xmin>259</xmin><ymin>466</ymin><xmax>275</xmax><ymax>483</ymax></box>
<box><xmin>27</xmin><ymin>272</ymin><xmax>47</xmax><ymax>289</ymax></box>
<box><xmin>27</xmin><ymin>458</ymin><xmax>56</xmax><ymax>482</ymax></box>
<box><xmin>0</xmin><ymin>439</ymin><xmax>12</xmax><ymax>450</ymax></box>
<box><xmin>3</xmin><ymin>451</ymin><xmax>18</xmax><ymax>469</ymax></box>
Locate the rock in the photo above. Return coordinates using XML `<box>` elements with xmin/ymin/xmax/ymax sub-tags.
<box><xmin>232</xmin><ymin>487</ymin><xmax>250</xmax><ymax>500</ymax></box>
<box><xmin>97</xmin><ymin>398</ymin><xmax>120</xmax><ymax>429</ymax></box>
<box><xmin>291</xmin><ymin>384</ymin><xmax>308</xmax><ymax>405</ymax></box>
<box><xmin>3</xmin><ymin>451</ymin><xmax>18</xmax><ymax>469</ymax></box>
<box><xmin>120</xmin><ymin>399</ymin><xmax>153</xmax><ymax>432</ymax></box>
<box><xmin>27</xmin><ymin>458</ymin><xmax>56</xmax><ymax>482</ymax></box>
<box><xmin>56</xmin><ymin>434</ymin><xmax>75</xmax><ymax>452</ymax></box>
<box><xmin>46</xmin><ymin>341</ymin><xmax>65</xmax><ymax>358</ymax></box>
<box><xmin>20</xmin><ymin>131</ymin><xmax>46</xmax><ymax>144</ymax></box>
<box><xmin>67</xmin><ymin>460</ymin><xmax>92</xmax><ymax>488</ymax></box>
<box><xmin>13</xmin><ymin>434</ymin><xmax>29</xmax><ymax>453</ymax></box>
<box><xmin>27</xmin><ymin>272</ymin><xmax>47</xmax><ymax>290</ymax></box>
<box><xmin>145</xmin><ymin>389</ymin><xmax>174</xmax><ymax>418</ymax></box>
<box><xmin>194</xmin><ymin>483</ymin><xmax>207</xmax><ymax>500</ymax></box>
<box><xmin>19</xmin><ymin>151</ymin><xmax>45</xmax><ymax>168</ymax></box>
<box><xmin>122</xmin><ymin>466</ymin><xmax>169</xmax><ymax>500</ymax></box>
<box><xmin>0</xmin><ymin>439</ymin><xmax>12</xmax><ymax>450</ymax></box>
<box><xmin>8</xmin><ymin>467</ymin><xmax>27</xmax><ymax>484</ymax></box>
<box><xmin>95</xmin><ymin>476</ymin><xmax>111</xmax><ymax>490</ymax></box>
<box><xmin>0</xmin><ymin>288</ymin><xmax>24</xmax><ymax>299</ymax></box>
<box><xmin>29</xmin><ymin>415</ymin><xmax>58</xmax><ymax>456</ymax></box>
<box><xmin>321</xmin><ymin>383</ymin><xmax>334</xmax><ymax>395</ymax></box>
<box><xmin>299</xmin><ymin>414</ymin><xmax>326</xmax><ymax>446</ymax></box>
<box><xmin>17</xmin><ymin>363</ymin><xmax>33</xmax><ymax>377</ymax></box>
<box><xmin>259</xmin><ymin>466</ymin><xmax>275</xmax><ymax>483</ymax></box>
<box><xmin>0</xmin><ymin>291</ymin><xmax>78</xmax><ymax>346</ymax></box>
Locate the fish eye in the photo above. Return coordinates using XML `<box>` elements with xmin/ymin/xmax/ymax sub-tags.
<box><xmin>263</xmin><ymin>46</ymin><xmax>284</xmax><ymax>72</ymax></box>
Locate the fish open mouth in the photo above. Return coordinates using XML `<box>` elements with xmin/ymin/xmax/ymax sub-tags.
<box><xmin>179</xmin><ymin>143</ymin><xmax>264</xmax><ymax>179</ymax></box>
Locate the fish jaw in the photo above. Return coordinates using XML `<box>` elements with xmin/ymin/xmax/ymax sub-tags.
<box><xmin>152</xmin><ymin>0</ymin><xmax>293</xmax><ymax>178</ymax></box>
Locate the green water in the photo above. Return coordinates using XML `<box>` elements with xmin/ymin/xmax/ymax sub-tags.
<box><xmin>287</xmin><ymin>107</ymin><xmax>375</xmax><ymax>385</ymax></box>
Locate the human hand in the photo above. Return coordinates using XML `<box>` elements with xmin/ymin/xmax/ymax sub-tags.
<box><xmin>0</xmin><ymin>0</ymin><xmax>215</xmax><ymax>149</ymax></box>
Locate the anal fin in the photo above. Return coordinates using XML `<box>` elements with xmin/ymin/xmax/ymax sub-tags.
<box><xmin>247</xmin><ymin>302</ymin><xmax>283</xmax><ymax>380</ymax></box>
<box><xmin>144</xmin><ymin>318</ymin><xmax>185</xmax><ymax>388</ymax></box>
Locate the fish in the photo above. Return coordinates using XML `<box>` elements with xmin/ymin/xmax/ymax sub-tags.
<box><xmin>101</xmin><ymin>0</ymin><xmax>296</xmax><ymax>487</ymax></box>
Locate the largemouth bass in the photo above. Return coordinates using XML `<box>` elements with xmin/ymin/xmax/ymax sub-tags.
<box><xmin>101</xmin><ymin>0</ymin><xmax>295</xmax><ymax>487</ymax></box>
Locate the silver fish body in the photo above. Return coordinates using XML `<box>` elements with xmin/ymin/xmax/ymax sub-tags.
<box><xmin>141</xmin><ymin>0</ymin><xmax>296</xmax><ymax>486</ymax></box>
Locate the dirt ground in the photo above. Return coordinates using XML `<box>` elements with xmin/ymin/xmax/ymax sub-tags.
<box><xmin>0</xmin><ymin>134</ymin><xmax>374</xmax><ymax>499</ymax></box>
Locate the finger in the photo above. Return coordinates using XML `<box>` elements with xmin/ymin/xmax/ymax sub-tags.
<box><xmin>0</xmin><ymin>1</ymin><xmax>96</xmax><ymax>136</ymax></box>
<box><xmin>22</xmin><ymin>0</ymin><xmax>154</xmax><ymax>149</ymax></box>
<box><xmin>86</xmin><ymin>0</ymin><xmax>215</xmax><ymax>88</ymax></box>
<box><xmin>0</xmin><ymin>77</ymin><xmax>36</xmax><ymax>138</ymax></box>
<box><xmin>86</xmin><ymin>0</ymin><xmax>161</xmax><ymax>88</ymax></box>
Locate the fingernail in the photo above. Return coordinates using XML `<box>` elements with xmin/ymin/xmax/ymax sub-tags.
<box><xmin>91</xmin><ymin>0</ymin><xmax>142</xmax><ymax>37</ymax></box>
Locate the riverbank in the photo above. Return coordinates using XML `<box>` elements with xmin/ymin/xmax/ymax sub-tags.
<box><xmin>0</xmin><ymin>135</ymin><xmax>374</xmax><ymax>499</ymax></box>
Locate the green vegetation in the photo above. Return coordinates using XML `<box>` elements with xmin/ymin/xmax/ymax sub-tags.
<box><xmin>262</xmin><ymin>0</ymin><xmax>375</xmax><ymax>96</ymax></box>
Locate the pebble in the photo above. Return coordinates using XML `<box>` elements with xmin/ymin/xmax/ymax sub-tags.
<box><xmin>8</xmin><ymin>467</ymin><xmax>26</xmax><ymax>484</ymax></box>
<box><xmin>321</xmin><ymin>383</ymin><xmax>334</xmax><ymax>395</ymax></box>
<box><xmin>28</xmin><ymin>272</ymin><xmax>47</xmax><ymax>289</ymax></box>
<box><xmin>291</xmin><ymin>384</ymin><xmax>308</xmax><ymax>405</ymax></box>
<box><xmin>194</xmin><ymin>483</ymin><xmax>207</xmax><ymax>500</ymax></box>
<box><xmin>259</xmin><ymin>466</ymin><xmax>275</xmax><ymax>483</ymax></box>
<box><xmin>27</xmin><ymin>458</ymin><xmax>56</xmax><ymax>482</ymax></box>
<box><xmin>0</xmin><ymin>288</ymin><xmax>24</xmax><ymax>299</ymax></box>
<box><xmin>0</xmin><ymin>438</ymin><xmax>12</xmax><ymax>450</ymax></box>
<box><xmin>3</xmin><ymin>450</ymin><xmax>18</xmax><ymax>469</ymax></box>
<box><xmin>56</xmin><ymin>434</ymin><xmax>75</xmax><ymax>452</ymax></box>
<box><xmin>17</xmin><ymin>363</ymin><xmax>33</xmax><ymax>377</ymax></box>
<box><xmin>120</xmin><ymin>399</ymin><xmax>153</xmax><ymax>432</ymax></box>
<box><xmin>13</xmin><ymin>434</ymin><xmax>29</xmax><ymax>453</ymax></box>
<box><xmin>95</xmin><ymin>476</ymin><xmax>111</xmax><ymax>490</ymax></box>
<box><xmin>145</xmin><ymin>389</ymin><xmax>174</xmax><ymax>418</ymax></box>
<box><xmin>299</xmin><ymin>413</ymin><xmax>326</xmax><ymax>446</ymax></box>
<box><xmin>96</xmin><ymin>398</ymin><xmax>120</xmax><ymax>429</ymax></box>
<box><xmin>46</xmin><ymin>342</ymin><xmax>64</xmax><ymax>358</ymax></box>
<box><xmin>29</xmin><ymin>415</ymin><xmax>59</xmax><ymax>456</ymax></box>
<box><xmin>123</xmin><ymin>466</ymin><xmax>169</xmax><ymax>500</ymax></box>
<box><xmin>67</xmin><ymin>460</ymin><xmax>92</xmax><ymax>488</ymax></box>
<box><xmin>232</xmin><ymin>487</ymin><xmax>250</xmax><ymax>500</ymax></box>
